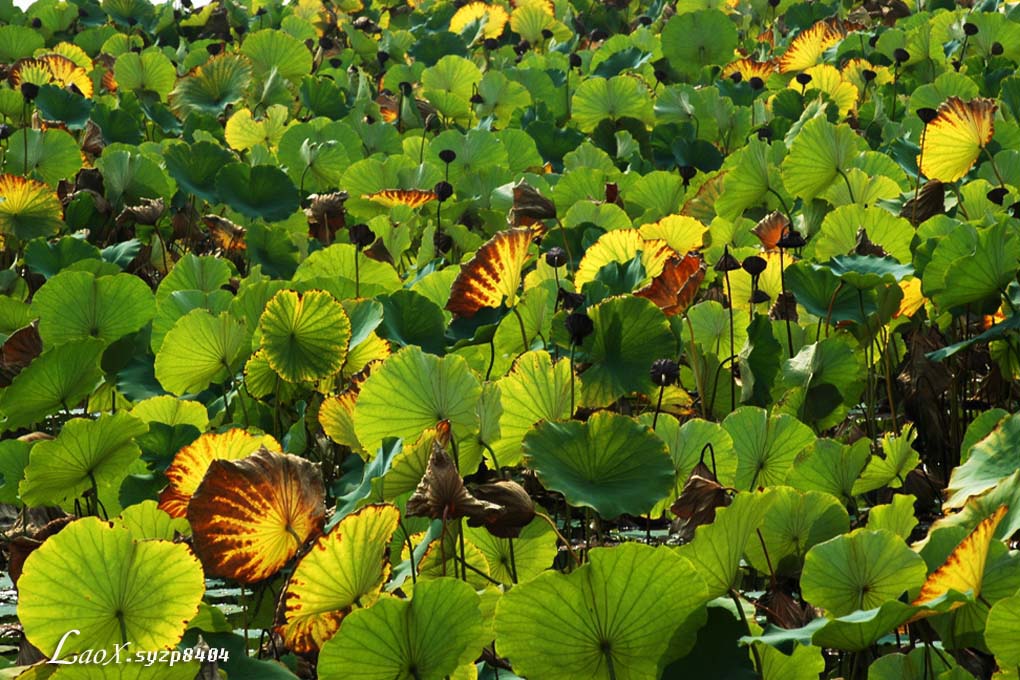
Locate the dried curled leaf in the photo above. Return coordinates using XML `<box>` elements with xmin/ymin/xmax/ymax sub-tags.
<box><xmin>468</xmin><ymin>480</ymin><xmax>536</xmax><ymax>538</ymax></box>
<box><xmin>407</xmin><ymin>437</ymin><xmax>501</xmax><ymax>522</ymax></box>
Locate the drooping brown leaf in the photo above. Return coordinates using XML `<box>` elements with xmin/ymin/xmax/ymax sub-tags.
<box><xmin>81</xmin><ymin>120</ymin><xmax>105</xmax><ymax>156</ymax></box>
<box><xmin>752</xmin><ymin>211</ymin><xmax>790</xmax><ymax>252</ymax></box>
<box><xmin>468</xmin><ymin>480</ymin><xmax>536</xmax><ymax>538</ymax></box>
<box><xmin>900</xmin><ymin>180</ymin><xmax>945</xmax><ymax>226</ymax></box>
<box><xmin>510</xmin><ymin>179</ymin><xmax>557</xmax><ymax>227</ymax></box>
<box><xmin>305</xmin><ymin>191</ymin><xmax>348</xmax><ymax>243</ymax></box>
<box><xmin>187</xmin><ymin>448</ymin><xmax>326</xmax><ymax>584</ymax></box>
<box><xmin>406</xmin><ymin>438</ymin><xmax>502</xmax><ymax>522</ymax></box>
<box><xmin>0</xmin><ymin>322</ymin><xmax>42</xmax><ymax>387</ymax></box>
<box><xmin>116</xmin><ymin>197</ymin><xmax>165</xmax><ymax>226</ymax></box>
<box><xmin>770</xmin><ymin>291</ymin><xmax>799</xmax><ymax>322</ymax></box>
<box><xmin>202</xmin><ymin>214</ymin><xmax>246</xmax><ymax>254</ymax></box>
<box><xmin>635</xmin><ymin>252</ymin><xmax>706</xmax><ymax>316</ymax></box>
<box><xmin>760</xmin><ymin>587</ymin><xmax>815</xmax><ymax>629</ymax></box>
<box><xmin>854</xmin><ymin>227</ymin><xmax>888</xmax><ymax>257</ymax></box>
<box><xmin>670</xmin><ymin>462</ymin><xmax>731</xmax><ymax>542</ymax></box>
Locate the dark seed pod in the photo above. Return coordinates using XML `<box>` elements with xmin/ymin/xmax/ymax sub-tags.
<box><xmin>483</xmin><ymin>38</ymin><xmax>499</xmax><ymax>51</ymax></box>
<box><xmin>862</xmin><ymin>69</ymin><xmax>877</xmax><ymax>82</ymax></box>
<box><xmin>917</xmin><ymin>107</ymin><xmax>938</xmax><ymax>125</ymax></box>
<box><xmin>514</xmin><ymin>40</ymin><xmax>530</xmax><ymax>55</ymax></box>
<box><xmin>963</xmin><ymin>22</ymin><xmax>978</xmax><ymax>36</ymax></box>
<box><xmin>776</xmin><ymin>229</ymin><xmax>807</xmax><ymax>249</ymax></box>
<box><xmin>714</xmin><ymin>246</ymin><xmax>742</xmax><ymax>272</ymax></box>
<box><xmin>987</xmin><ymin>187</ymin><xmax>1009</xmax><ymax>205</ymax></box>
<box><xmin>319</xmin><ymin>36</ymin><xmax>335</xmax><ymax>50</ymax></box>
<box><xmin>730</xmin><ymin>72</ymin><xmax>743</xmax><ymax>83</ymax></box>
<box><xmin>756</xmin><ymin>127</ymin><xmax>773</xmax><ymax>141</ymax></box>
<box><xmin>349</xmin><ymin>224</ymin><xmax>375</xmax><ymax>250</ymax></box>
<box><xmin>377</xmin><ymin>50</ymin><xmax>390</xmax><ymax>65</ymax></box>
<box><xmin>750</xmin><ymin>289</ymin><xmax>771</xmax><ymax>304</ymax></box>
<box><xmin>256</xmin><ymin>6</ymin><xmax>267</xmax><ymax>15</ymax></box>
<box><xmin>31</xmin><ymin>17</ymin><xmax>42</xmax><ymax>28</ymax></box>
<box><xmin>439</xmin><ymin>149</ymin><xmax>457</xmax><ymax>164</ymax></box>
<box><xmin>20</xmin><ymin>82</ymin><xmax>39</xmax><ymax>101</ymax></box>
<box><xmin>637</xmin><ymin>15</ymin><xmax>652</xmax><ymax>26</ymax></box>
<box><xmin>742</xmin><ymin>255</ymin><xmax>767</xmax><ymax>277</ymax></box>
<box><xmin>749</xmin><ymin>76</ymin><xmax>765</xmax><ymax>91</ymax></box>
<box><xmin>650</xmin><ymin>358</ymin><xmax>679</xmax><ymax>387</ymax></box>
<box><xmin>768</xmin><ymin>0</ymin><xmax>780</xmax><ymax>6</ymax></box>
<box><xmin>678</xmin><ymin>166</ymin><xmax>697</xmax><ymax>182</ymax></box>
<box><xmin>893</xmin><ymin>48</ymin><xmax>910</xmax><ymax>64</ymax></box>
<box><xmin>545</xmin><ymin>247</ymin><xmax>567</xmax><ymax>268</ymax></box>
<box><xmin>398</xmin><ymin>81</ymin><xmax>413</xmax><ymax>96</ymax></box>
<box><xmin>0</xmin><ymin>124</ymin><xmax>12</xmax><ymax>141</ymax></box>
<box><xmin>795</xmin><ymin>72</ymin><xmax>812</xmax><ymax>86</ymax></box>
<box><xmin>434</xmin><ymin>181</ymin><xmax>454</xmax><ymax>202</ymax></box>
<box><xmin>329</xmin><ymin>58</ymin><xmax>343</xmax><ymax>68</ymax></box>
<box><xmin>590</xmin><ymin>28</ymin><xmax>607</xmax><ymax>42</ymax></box>
<box><xmin>558</xmin><ymin>289</ymin><xmax>585</xmax><ymax>311</ymax></box>
<box><xmin>654</xmin><ymin>69</ymin><xmax>669</xmax><ymax>84</ymax></box>
<box><xmin>991</xmin><ymin>42</ymin><xmax>1004</xmax><ymax>56</ymax></box>
<box><xmin>569</xmin><ymin>53</ymin><xmax>583</xmax><ymax>69</ymax></box>
<box><xmin>868</xmin><ymin>35</ymin><xmax>879</xmax><ymax>48</ymax></box>
<box><xmin>541</xmin><ymin>29</ymin><xmax>553</xmax><ymax>39</ymax></box>
<box><xmin>565</xmin><ymin>312</ymin><xmax>594</xmax><ymax>345</ymax></box>
<box><xmin>470</xmin><ymin>93</ymin><xmax>484</xmax><ymax>104</ymax></box>
<box><xmin>207</xmin><ymin>43</ymin><xmax>223</xmax><ymax>56</ymax></box>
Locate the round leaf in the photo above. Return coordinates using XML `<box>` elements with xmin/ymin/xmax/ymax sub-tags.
<box><xmin>258</xmin><ymin>289</ymin><xmax>351</xmax><ymax>383</ymax></box>
<box><xmin>662</xmin><ymin>10</ymin><xmax>739</xmax><ymax>77</ymax></box>
<box><xmin>32</xmin><ymin>270</ymin><xmax>155</xmax><ymax>347</ymax></box>
<box><xmin>215</xmin><ymin>163</ymin><xmax>299</xmax><ymax>222</ymax></box>
<box><xmin>154</xmin><ymin>309</ymin><xmax>246</xmax><ymax>396</ymax></box>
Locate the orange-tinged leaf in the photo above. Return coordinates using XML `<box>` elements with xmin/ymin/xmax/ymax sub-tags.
<box><xmin>919</xmin><ymin>97</ymin><xmax>997</xmax><ymax>183</ymax></box>
<box><xmin>446</xmin><ymin>227</ymin><xmax>534</xmax><ymax>317</ymax></box>
<box><xmin>574</xmin><ymin>229</ymin><xmax>675</xmax><ymax>291</ymax></box>
<box><xmin>10</xmin><ymin>55</ymin><xmax>93</xmax><ymax>98</ymax></box>
<box><xmin>450</xmin><ymin>2</ymin><xmax>509</xmax><ymax>39</ymax></box>
<box><xmin>635</xmin><ymin>252</ymin><xmax>706</xmax><ymax>316</ymax></box>
<box><xmin>895</xmin><ymin>278</ymin><xmax>926</xmax><ymax>319</ymax></box>
<box><xmin>752</xmin><ymin>211</ymin><xmax>790</xmax><ymax>252</ymax></box>
<box><xmin>722</xmin><ymin>57</ymin><xmax>776</xmax><ymax>83</ymax></box>
<box><xmin>778</xmin><ymin>19</ymin><xmax>848</xmax><ymax>73</ymax></box>
<box><xmin>278</xmin><ymin>504</ymin><xmax>401</xmax><ymax>652</ymax></box>
<box><xmin>912</xmin><ymin>505</ymin><xmax>1007</xmax><ymax>612</ymax></box>
<box><xmin>188</xmin><ymin>448</ymin><xmax>326</xmax><ymax>584</ymax></box>
<box><xmin>158</xmin><ymin>429</ymin><xmax>281</xmax><ymax>518</ymax></box>
<box><xmin>362</xmin><ymin>189</ymin><xmax>437</xmax><ymax>208</ymax></box>
<box><xmin>0</xmin><ymin>174</ymin><xmax>63</xmax><ymax>240</ymax></box>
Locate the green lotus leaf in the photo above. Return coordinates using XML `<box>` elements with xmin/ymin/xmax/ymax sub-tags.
<box><xmin>578</xmin><ymin>295</ymin><xmax>676</xmax><ymax>408</ymax></box>
<box><xmin>465</xmin><ymin>517</ymin><xmax>557</xmax><ymax>586</ymax></box>
<box><xmin>240</xmin><ymin>29</ymin><xmax>313</xmax><ymax>83</ymax></box>
<box><xmin>94</xmin><ymin>149</ymin><xmax>174</xmax><ymax>207</ymax></box>
<box><xmin>0</xmin><ymin>439</ymin><xmax>32</xmax><ymax>504</ymax></box>
<box><xmin>934</xmin><ymin>222</ymin><xmax>1020</xmax><ymax>312</ymax></box>
<box><xmin>293</xmin><ymin>243</ymin><xmax>402</xmax><ymax>298</ymax></box>
<box><xmin>644</xmin><ymin>416</ymin><xmax>738</xmax><ymax>504</ymax></box>
<box><xmin>114</xmin><ymin>49</ymin><xmax>176</xmax><ymax>100</ymax></box>
<box><xmin>865</xmin><ymin>494</ymin><xmax>918</xmax><ymax>540</ymax></box>
<box><xmin>19</xmin><ymin>412</ymin><xmax>148</xmax><ymax>507</ymax></box>
<box><xmin>801</xmin><ymin>528</ymin><xmax>927</xmax><ymax>616</ymax></box>
<box><xmin>420</xmin><ymin>55</ymin><xmax>481</xmax><ymax>122</ymax></box>
<box><xmin>0</xmin><ymin>174</ymin><xmax>65</xmax><ymax>242</ymax></box>
<box><xmin>17</xmin><ymin>517</ymin><xmax>204</xmax><ymax>656</ymax></box>
<box><xmin>715</xmin><ymin>137</ymin><xmax>788</xmax><ymax>221</ymax></box>
<box><xmin>34</xmin><ymin>84</ymin><xmax>93</xmax><ymax>129</ymax></box>
<box><xmin>780</xmin><ymin>117</ymin><xmax>864</xmax><ymax>202</ymax></box>
<box><xmin>7</xmin><ymin>128</ymin><xmax>83</xmax><ymax>187</ymax></box>
<box><xmin>867</xmin><ymin>647</ymin><xmax>955</xmax><ymax>680</ymax></box>
<box><xmin>785</xmin><ymin>261</ymin><xmax>876</xmax><ymax>325</ymax></box>
<box><xmin>853</xmin><ymin>427</ymin><xmax>920</xmax><ymax>495</ymax></box>
<box><xmin>277</xmin><ymin>121</ymin><xmax>355</xmax><ymax>193</ymax></box>
<box><xmin>661</xmin><ymin>9</ymin><xmax>738</xmax><ymax>77</ymax></box>
<box><xmin>51</xmin><ymin>660</ymin><xmax>201</xmax><ymax>679</ymax></box>
<box><xmin>678</xmin><ymin>490</ymin><xmax>772</xmax><ymax>599</ymax></box>
<box><xmin>491</xmin><ymin>350</ymin><xmax>572</xmax><ymax>467</ymax></box>
<box><xmin>522</xmin><ymin>411</ymin><xmax>673</xmax><ymax>519</ymax></box>
<box><xmin>155</xmin><ymin>253</ymin><xmax>233</xmax><ymax>307</ymax></box>
<box><xmin>154</xmin><ymin>309</ymin><xmax>247</xmax><ymax>396</ymax></box>
<box><xmin>0</xmin><ymin>339</ymin><xmax>105</xmax><ymax>433</ymax></box>
<box><xmin>258</xmin><ymin>289</ymin><xmax>351</xmax><ymax>383</ymax></box>
<box><xmin>32</xmin><ymin>270</ymin><xmax>155</xmax><ymax>347</ymax></box>
<box><xmin>0</xmin><ymin>25</ymin><xmax>45</xmax><ymax>61</ymax></box>
<box><xmin>170</xmin><ymin>53</ymin><xmax>252</xmax><ymax>116</ymax></box>
<box><xmin>826</xmin><ymin>255</ymin><xmax>915</xmax><ymax>290</ymax></box>
<box><xmin>744</xmin><ymin>486</ymin><xmax>850</xmax><ymax>576</ymax></box>
<box><xmin>354</xmin><ymin>346</ymin><xmax>481</xmax><ymax>457</ymax></box>
<box><xmin>375</xmin><ymin>289</ymin><xmax>447</xmax><ymax>356</ymax></box>
<box><xmin>571</xmin><ymin>75</ymin><xmax>654</xmax><ymax>133</ymax></box>
<box><xmin>24</xmin><ymin>236</ymin><xmax>102</xmax><ymax>279</ymax></box>
<box><xmin>745</xmin><ymin>600</ymin><xmax>920</xmax><ymax>653</ymax></box>
<box><xmin>318</xmin><ymin>577</ymin><xmax>484</xmax><ymax>680</ymax></box>
<box><xmin>163</xmin><ymin>141</ymin><xmax>235</xmax><ymax>204</ymax></box>
<box><xmin>215</xmin><ymin>163</ymin><xmax>299</xmax><ymax>222</ymax></box>
<box><xmin>114</xmin><ymin>498</ymin><xmax>191</xmax><ymax>541</ymax></box>
<box><xmin>722</xmin><ymin>406</ymin><xmax>816</xmax><ymax>490</ymax></box>
<box><xmin>986</xmin><ymin>593</ymin><xmax>1020</xmax><ymax>667</ymax></box>
<box><xmin>495</xmin><ymin>542</ymin><xmax>709</xmax><ymax>680</ymax></box>
<box><xmin>945</xmin><ymin>412</ymin><xmax>1020</xmax><ymax>510</ymax></box>
<box><xmin>151</xmin><ymin>288</ymin><xmax>233</xmax><ymax>354</ymax></box>
<box><xmin>781</xmin><ymin>335</ymin><xmax>866</xmax><ymax>428</ymax></box>
<box><xmin>757</xmin><ymin>642</ymin><xmax>826</xmax><ymax>680</ymax></box>
<box><xmin>740</xmin><ymin>314</ymin><xmax>782</xmax><ymax>407</ymax></box>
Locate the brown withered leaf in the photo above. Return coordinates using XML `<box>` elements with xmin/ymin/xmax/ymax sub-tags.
<box><xmin>510</xmin><ymin>179</ymin><xmax>557</xmax><ymax>227</ymax></box>
<box><xmin>770</xmin><ymin>291</ymin><xmax>799</xmax><ymax>322</ymax></box>
<box><xmin>752</xmin><ymin>211</ymin><xmax>789</xmax><ymax>252</ymax></box>
<box><xmin>203</xmin><ymin>214</ymin><xmax>246</xmax><ymax>253</ymax></box>
<box><xmin>406</xmin><ymin>439</ymin><xmax>502</xmax><ymax>522</ymax></box>
<box><xmin>900</xmin><ymin>180</ymin><xmax>945</xmax><ymax>226</ymax></box>
<box><xmin>854</xmin><ymin>227</ymin><xmax>888</xmax><ymax>257</ymax></box>
<box><xmin>760</xmin><ymin>587</ymin><xmax>815</xmax><ymax>629</ymax></box>
<box><xmin>305</xmin><ymin>191</ymin><xmax>348</xmax><ymax>243</ymax></box>
<box><xmin>0</xmin><ymin>322</ymin><xmax>42</xmax><ymax>387</ymax></box>
<box><xmin>116</xmin><ymin>197</ymin><xmax>165</xmax><ymax>226</ymax></box>
<box><xmin>670</xmin><ymin>462</ymin><xmax>731</xmax><ymax>542</ymax></box>
<box><xmin>635</xmin><ymin>252</ymin><xmax>706</xmax><ymax>316</ymax></box>
<box><xmin>467</xmin><ymin>480</ymin><xmax>536</xmax><ymax>538</ymax></box>
<box><xmin>446</xmin><ymin>228</ymin><xmax>533</xmax><ymax>318</ymax></box>
<box><xmin>81</xmin><ymin>120</ymin><xmax>105</xmax><ymax>156</ymax></box>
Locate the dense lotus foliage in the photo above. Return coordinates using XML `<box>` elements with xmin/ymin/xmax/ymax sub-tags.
<box><xmin>2</xmin><ymin>0</ymin><xmax>1020</xmax><ymax>678</ymax></box>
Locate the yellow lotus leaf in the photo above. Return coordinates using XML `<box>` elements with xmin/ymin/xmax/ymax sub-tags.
<box><xmin>278</xmin><ymin>504</ymin><xmax>401</xmax><ymax>652</ymax></box>
<box><xmin>912</xmin><ymin>505</ymin><xmax>1007</xmax><ymax>614</ymax></box>
<box><xmin>790</xmin><ymin>64</ymin><xmax>859</xmax><ymax>115</ymax></box>
<box><xmin>574</xmin><ymin>229</ymin><xmax>675</xmax><ymax>290</ymax></box>
<box><xmin>450</xmin><ymin>2</ymin><xmax>509</xmax><ymax>39</ymax></box>
<box><xmin>188</xmin><ymin>449</ymin><xmax>326</xmax><ymax>584</ymax></box>
<box><xmin>638</xmin><ymin>215</ymin><xmax>707</xmax><ymax>255</ymax></box>
<box><xmin>919</xmin><ymin>97</ymin><xmax>997</xmax><ymax>183</ymax></box>
<box><xmin>158</xmin><ymin>429</ymin><xmax>281</xmax><ymax>518</ymax></box>
<box><xmin>778</xmin><ymin>19</ymin><xmax>847</xmax><ymax>73</ymax></box>
<box><xmin>362</xmin><ymin>189</ymin><xmax>437</xmax><ymax>209</ymax></box>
